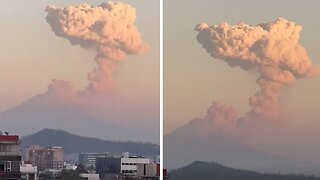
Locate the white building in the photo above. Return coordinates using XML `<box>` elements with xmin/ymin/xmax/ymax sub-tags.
<box><xmin>96</xmin><ymin>152</ymin><xmax>150</xmax><ymax>176</ymax></box>
<box><xmin>64</xmin><ymin>163</ymin><xmax>77</xmax><ymax>170</ymax></box>
<box><xmin>20</xmin><ymin>162</ymin><xmax>38</xmax><ymax>180</ymax></box>
<box><xmin>79</xmin><ymin>152</ymin><xmax>110</xmax><ymax>167</ymax></box>
<box><xmin>120</xmin><ymin>156</ymin><xmax>150</xmax><ymax>174</ymax></box>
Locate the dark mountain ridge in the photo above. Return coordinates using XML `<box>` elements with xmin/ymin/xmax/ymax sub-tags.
<box><xmin>164</xmin><ymin>118</ymin><xmax>320</xmax><ymax>175</ymax></box>
<box><xmin>169</xmin><ymin>161</ymin><xmax>320</xmax><ymax>180</ymax></box>
<box><xmin>21</xmin><ymin>128</ymin><xmax>159</xmax><ymax>158</ymax></box>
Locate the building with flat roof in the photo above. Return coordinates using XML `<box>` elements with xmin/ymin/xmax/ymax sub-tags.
<box><xmin>0</xmin><ymin>133</ymin><xmax>22</xmax><ymax>179</ymax></box>
<box><xmin>137</xmin><ymin>163</ymin><xmax>160</xmax><ymax>179</ymax></box>
<box><xmin>79</xmin><ymin>152</ymin><xmax>110</xmax><ymax>167</ymax></box>
<box><xmin>25</xmin><ymin>145</ymin><xmax>64</xmax><ymax>171</ymax></box>
<box><xmin>20</xmin><ymin>161</ymin><xmax>37</xmax><ymax>180</ymax></box>
<box><xmin>96</xmin><ymin>152</ymin><xmax>150</xmax><ymax>176</ymax></box>
<box><xmin>51</xmin><ymin>146</ymin><xmax>63</xmax><ymax>170</ymax></box>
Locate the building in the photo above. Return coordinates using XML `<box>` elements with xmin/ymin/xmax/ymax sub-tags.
<box><xmin>79</xmin><ymin>152</ymin><xmax>110</xmax><ymax>167</ymax></box>
<box><xmin>25</xmin><ymin>145</ymin><xmax>64</xmax><ymax>171</ymax></box>
<box><xmin>155</xmin><ymin>155</ymin><xmax>160</xmax><ymax>164</ymax></box>
<box><xmin>51</xmin><ymin>146</ymin><xmax>64</xmax><ymax>170</ymax></box>
<box><xmin>79</xmin><ymin>173</ymin><xmax>100</xmax><ymax>180</ymax></box>
<box><xmin>0</xmin><ymin>133</ymin><xmax>22</xmax><ymax>179</ymax></box>
<box><xmin>39</xmin><ymin>169</ymin><xmax>61</xmax><ymax>178</ymax></box>
<box><xmin>25</xmin><ymin>145</ymin><xmax>48</xmax><ymax>171</ymax></box>
<box><xmin>96</xmin><ymin>152</ymin><xmax>150</xmax><ymax>176</ymax></box>
<box><xmin>64</xmin><ymin>163</ymin><xmax>77</xmax><ymax>170</ymax></box>
<box><xmin>20</xmin><ymin>161</ymin><xmax>38</xmax><ymax>180</ymax></box>
<box><xmin>137</xmin><ymin>163</ymin><xmax>160</xmax><ymax>179</ymax></box>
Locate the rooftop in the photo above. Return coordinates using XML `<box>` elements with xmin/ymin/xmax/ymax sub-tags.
<box><xmin>0</xmin><ymin>135</ymin><xmax>19</xmax><ymax>142</ymax></box>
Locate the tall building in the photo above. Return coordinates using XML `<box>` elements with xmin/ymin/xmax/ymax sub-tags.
<box><xmin>79</xmin><ymin>152</ymin><xmax>110</xmax><ymax>167</ymax></box>
<box><xmin>51</xmin><ymin>146</ymin><xmax>63</xmax><ymax>170</ymax></box>
<box><xmin>0</xmin><ymin>133</ymin><xmax>22</xmax><ymax>179</ymax></box>
<box><xmin>25</xmin><ymin>146</ymin><xmax>46</xmax><ymax>171</ymax></box>
<box><xmin>96</xmin><ymin>152</ymin><xmax>150</xmax><ymax>176</ymax></box>
<box><xmin>25</xmin><ymin>146</ymin><xmax>64</xmax><ymax>171</ymax></box>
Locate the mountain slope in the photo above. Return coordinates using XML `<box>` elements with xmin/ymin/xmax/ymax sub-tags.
<box><xmin>169</xmin><ymin>161</ymin><xmax>320</xmax><ymax>180</ymax></box>
<box><xmin>21</xmin><ymin>129</ymin><xmax>159</xmax><ymax>157</ymax></box>
<box><xmin>0</xmin><ymin>93</ymin><xmax>158</xmax><ymax>143</ymax></box>
<box><xmin>164</xmin><ymin>119</ymin><xmax>320</xmax><ymax>175</ymax></box>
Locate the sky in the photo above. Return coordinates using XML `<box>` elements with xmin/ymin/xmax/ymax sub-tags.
<box><xmin>164</xmin><ymin>0</ymin><xmax>320</xmax><ymax>134</ymax></box>
<box><xmin>0</xmin><ymin>0</ymin><xmax>159</xmax><ymax>142</ymax></box>
<box><xmin>0</xmin><ymin>0</ymin><xmax>159</xmax><ymax>112</ymax></box>
<box><xmin>164</xmin><ymin>0</ymin><xmax>320</xmax><ymax>166</ymax></box>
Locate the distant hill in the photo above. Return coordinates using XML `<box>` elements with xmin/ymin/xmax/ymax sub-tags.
<box><xmin>169</xmin><ymin>161</ymin><xmax>320</xmax><ymax>180</ymax></box>
<box><xmin>21</xmin><ymin>129</ymin><xmax>159</xmax><ymax>158</ymax></box>
<box><xmin>0</xmin><ymin>91</ymin><xmax>159</xmax><ymax>143</ymax></box>
<box><xmin>164</xmin><ymin>117</ymin><xmax>320</xmax><ymax>175</ymax></box>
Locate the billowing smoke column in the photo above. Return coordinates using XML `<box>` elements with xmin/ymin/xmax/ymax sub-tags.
<box><xmin>195</xmin><ymin>18</ymin><xmax>319</xmax><ymax>122</ymax></box>
<box><xmin>180</xmin><ymin>101</ymin><xmax>241</xmax><ymax>137</ymax></box>
<box><xmin>202</xmin><ymin>101</ymin><xmax>238</xmax><ymax>135</ymax></box>
<box><xmin>45</xmin><ymin>1</ymin><xmax>148</xmax><ymax>93</ymax></box>
<box><xmin>47</xmin><ymin>79</ymin><xmax>75</xmax><ymax>95</ymax></box>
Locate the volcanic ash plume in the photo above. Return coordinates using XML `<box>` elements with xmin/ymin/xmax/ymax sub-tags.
<box><xmin>47</xmin><ymin>79</ymin><xmax>75</xmax><ymax>95</ymax></box>
<box><xmin>201</xmin><ymin>102</ymin><xmax>238</xmax><ymax>135</ymax></box>
<box><xmin>195</xmin><ymin>18</ymin><xmax>320</xmax><ymax>122</ymax></box>
<box><xmin>45</xmin><ymin>2</ymin><xmax>149</xmax><ymax>93</ymax></box>
<box><xmin>178</xmin><ymin>101</ymin><xmax>243</xmax><ymax>137</ymax></box>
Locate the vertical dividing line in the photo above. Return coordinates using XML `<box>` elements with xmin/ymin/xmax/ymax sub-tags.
<box><xmin>159</xmin><ymin>0</ymin><xmax>164</xmax><ymax>179</ymax></box>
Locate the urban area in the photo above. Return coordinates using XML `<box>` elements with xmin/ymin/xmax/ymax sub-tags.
<box><xmin>0</xmin><ymin>132</ymin><xmax>165</xmax><ymax>180</ymax></box>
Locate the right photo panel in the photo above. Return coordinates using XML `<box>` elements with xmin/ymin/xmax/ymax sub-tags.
<box><xmin>164</xmin><ymin>0</ymin><xmax>320</xmax><ymax>179</ymax></box>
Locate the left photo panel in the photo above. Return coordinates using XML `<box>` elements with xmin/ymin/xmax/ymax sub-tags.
<box><xmin>0</xmin><ymin>0</ymin><xmax>160</xmax><ymax>179</ymax></box>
